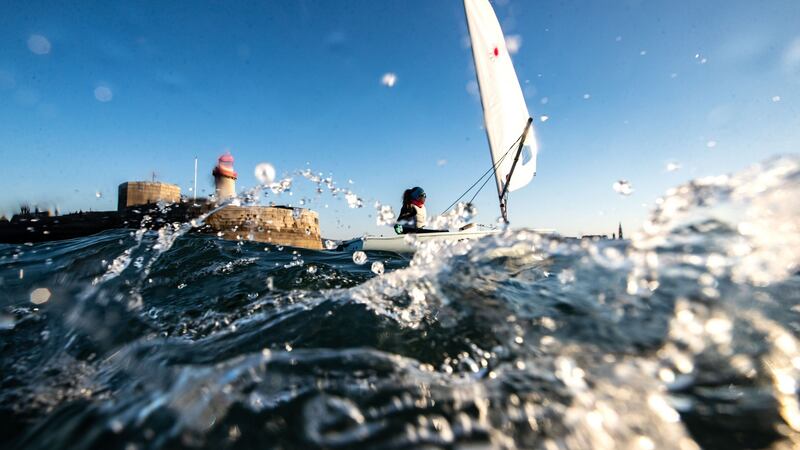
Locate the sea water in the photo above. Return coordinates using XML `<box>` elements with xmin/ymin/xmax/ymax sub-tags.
<box><xmin>1</xmin><ymin>156</ymin><xmax>799</xmax><ymax>449</ymax></box>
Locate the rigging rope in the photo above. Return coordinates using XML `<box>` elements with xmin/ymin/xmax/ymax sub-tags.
<box><xmin>440</xmin><ymin>132</ymin><xmax>524</xmax><ymax>216</ymax></box>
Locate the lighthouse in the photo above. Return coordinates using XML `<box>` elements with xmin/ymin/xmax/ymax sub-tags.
<box><xmin>212</xmin><ymin>152</ymin><xmax>237</xmax><ymax>200</ymax></box>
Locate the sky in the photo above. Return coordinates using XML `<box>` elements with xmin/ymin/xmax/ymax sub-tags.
<box><xmin>1</xmin><ymin>0</ymin><xmax>799</xmax><ymax>239</ymax></box>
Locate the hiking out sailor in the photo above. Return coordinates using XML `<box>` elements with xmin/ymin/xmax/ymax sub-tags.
<box><xmin>395</xmin><ymin>187</ymin><xmax>427</xmax><ymax>234</ymax></box>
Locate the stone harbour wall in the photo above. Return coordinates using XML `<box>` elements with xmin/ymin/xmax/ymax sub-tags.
<box><xmin>205</xmin><ymin>205</ymin><xmax>322</xmax><ymax>250</ymax></box>
<box><xmin>118</xmin><ymin>182</ymin><xmax>181</xmax><ymax>211</ymax></box>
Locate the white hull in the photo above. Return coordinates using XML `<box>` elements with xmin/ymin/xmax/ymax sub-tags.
<box><xmin>340</xmin><ymin>229</ymin><xmax>500</xmax><ymax>253</ymax></box>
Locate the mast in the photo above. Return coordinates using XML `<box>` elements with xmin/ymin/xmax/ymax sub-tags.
<box><xmin>498</xmin><ymin>117</ymin><xmax>533</xmax><ymax>222</ymax></box>
<box><xmin>193</xmin><ymin>156</ymin><xmax>198</xmax><ymax>201</ymax></box>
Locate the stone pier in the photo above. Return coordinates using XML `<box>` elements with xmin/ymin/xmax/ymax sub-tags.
<box><xmin>205</xmin><ymin>205</ymin><xmax>322</xmax><ymax>250</ymax></box>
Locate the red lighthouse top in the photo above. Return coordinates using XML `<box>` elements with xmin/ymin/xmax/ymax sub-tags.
<box><xmin>213</xmin><ymin>151</ymin><xmax>238</xmax><ymax>179</ymax></box>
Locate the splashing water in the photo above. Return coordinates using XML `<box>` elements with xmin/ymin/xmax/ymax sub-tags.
<box><xmin>374</xmin><ymin>202</ymin><xmax>396</xmax><ymax>226</ymax></box>
<box><xmin>430</xmin><ymin>202</ymin><xmax>478</xmax><ymax>230</ymax></box>
<box><xmin>666</xmin><ymin>162</ymin><xmax>682</xmax><ymax>172</ymax></box>
<box><xmin>352</xmin><ymin>250</ymin><xmax>368</xmax><ymax>265</ymax></box>
<box><xmin>1</xmin><ymin>156</ymin><xmax>799</xmax><ymax>450</ymax></box>
<box><xmin>613</xmin><ymin>179</ymin><xmax>634</xmax><ymax>196</ymax></box>
<box><xmin>254</xmin><ymin>163</ymin><xmax>276</xmax><ymax>185</ymax></box>
<box><xmin>381</xmin><ymin>72</ymin><xmax>397</xmax><ymax>87</ymax></box>
<box><xmin>345</xmin><ymin>192</ymin><xmax>363</xmax><ymax>209</ymax></box>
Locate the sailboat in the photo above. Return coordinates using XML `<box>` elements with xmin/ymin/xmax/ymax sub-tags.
<box><xmin>341</xmin><ymin>0</ymin><xmax>540</xmax><ymax>253</ymax></box>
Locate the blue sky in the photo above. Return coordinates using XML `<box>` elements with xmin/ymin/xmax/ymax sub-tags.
<box><xmin>1</xmin><ymin>0</ymin><xmax>799</xmax><ymax>239</ymax></box>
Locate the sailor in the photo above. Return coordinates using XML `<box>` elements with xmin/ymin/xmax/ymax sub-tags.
<box><xmin>395</xmin><ymin>187</ymin><xmax>427</xmax><ymax>234</ymax></box>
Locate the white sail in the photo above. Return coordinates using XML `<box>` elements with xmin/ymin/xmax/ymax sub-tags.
<box><xmin>464</xmin><ymin>0</ymin><xmax>538</xmax><ymax>196</ymax></box>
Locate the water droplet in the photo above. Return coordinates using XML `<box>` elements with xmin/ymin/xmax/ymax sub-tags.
<box><xmin>27</xmin><ymin>34</ymin><xmax>51</xmax><ymax>55</ymax></box>
<box><xmin>0</xmin><ymin>314</ymin><xmax>16</xmax><ymax>330</ymax></box>
<box><xmin>381</xmin><ymin>72</ymin><xmax>397</xmax><ymax>87</ymax></box>
<box><xmin>636</xmin><ymin>436</ymin><xmax>655</xmax><ymax>450</ymax></box>
<box><xmin>772</xmin><ymin>95</ymin><xmax>781</xmax><ymax>102</ymax></box>
<box><xmin>30</xmin><ymin>287</ymin><xmax>51</xmax><ymax>304</ymax></box>
<box><xmin>265</xmin><ymin>277</ymin><xmax>274</xmax><ymax>290</ymax></box>
<box><xmin>352</xmin><ymin>251</ymin><xmax>367</xmax><ymax>265</ymax></box>
<box><xmin>95</xmin><ymin>191</ymin><xmax>102</xmax><ymax>198</ymax></box>
<box><xmin>345</xmin><ymin>192</ymin><xmax>363</xmax><ymax>208</ymax></box>
<box><xmin>94</xmin><ymin>86</ymin><xmax>113</xmax><ymax>102</ymax></box>
<box><xmin>558</xmin><ymin>269</ymin><xmax>575</xmax><ymax>284</ymax></box>
<box><xmin>371</xmin><ymin>261</ymin><xmax>384</xmax><ymax>275</ymax></box>
<box><xmin>307</xmin><ymin>265</ymin><xmax>317</xmax><ymax>274</ymax></box>
<box><xmin>324</xmin><ymin>240</ymin><xmax>337</xmax><ymax>250</ymax></box>
<box><xmin>110</xmin><ymin>419</ymin><xmax>124</xmax><ymax>433</ymax></box>
<box><xmin>505</xmin><ymin>34</ymin><xmax>522</xmax><ymax>54</ymax></box>
<box><xmin>292</xmin><ymin>208</ymin><xmax>302</xmax><ymax>219</ymax></box>
<box><xmin>640</xmin><ymin>50</ymin><xmax>648</xmax><ymax>56</ymax></box>
<box><xmin>540</xmin><ymin>96</ymin><xmax>549</xmax><ymax>105</ymax></box>
<box><xmin>374</xmin><ymin>203</ymin><xmax>395</xmax><ymax>226</ymax></box>
<box><xmin>583</xmin><ymin>93</ymin><xmax>591</xmax><ymax>100</ymax></box>
<box><xmin>666</xmin><ymin>161</ymin><xmax>681</xmax><ymax>172</ymax></box>
<box><xmin>539</xmin><ymin>115</ymin><xmax>549</xmax><ymax>122</ymax></box>
<box><xmin>612</xmin><ymin>180</ymin><xmax>634</xmax><ymax>196</ymax></box>
<box><xmin>706</xmin><ymin>140</ymin><xmax>717</xmax><ymax>148</ymax></box>
<box><xmin>254</xmin><ymin>163</ymin><xmax>276</xmax><ymax>184</ymax></box>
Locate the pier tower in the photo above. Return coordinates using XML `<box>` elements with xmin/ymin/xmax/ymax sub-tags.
<box><xmin>213</xmin><ymin>152</ymin><xmax>238</xmax><ymax>200</ymax></box>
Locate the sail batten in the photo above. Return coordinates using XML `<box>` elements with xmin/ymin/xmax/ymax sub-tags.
<box><xmin>464</xmin><ymin>0</ymin><xmax>538</xmax><ymax>206</ymax></box>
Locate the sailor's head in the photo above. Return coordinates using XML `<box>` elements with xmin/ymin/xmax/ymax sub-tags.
<box><xmin>410</xmin><ymin>187</ymin><xmax>426</xmax><ymax>203</ymax></box>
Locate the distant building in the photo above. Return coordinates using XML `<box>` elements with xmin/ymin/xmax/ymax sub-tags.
<box><xmin>10</xmin><ymin>205</ymin><xmax>52</xmax><ymax>222</ymax></box>
<box><xmin>618</xmin><ymin>222</ymin><xmax>624</xmax><ymax>240</ymax></box>
<box><xmin>213</xmin><ymin>152</ymin><xmax>237</xmax><ymax>200</ymax></box>
<box><xmin>581</xmin><ymin>234</ymin><xmax>608</xmax><ymax>240</ymax></box>
<box><xmin>117</xmin><ymin>181</ymin><xmax>181</xmax><ymax>211</ymax></box>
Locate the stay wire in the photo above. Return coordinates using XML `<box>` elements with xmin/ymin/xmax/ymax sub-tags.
<box><xmin>440</xmin><ymin>132</ymin><xmax>523</xmax><ymax>215</ymax></box>
<box><xmin>468</xmin><ymin>167</ymin><xmax>497</xmax><ymax>206</ymax></box>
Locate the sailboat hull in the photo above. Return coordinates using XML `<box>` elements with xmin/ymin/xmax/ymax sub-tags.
<box><xmin>339</xmin><ymin>229</ymin><xmax>501</xmax><ymax>254</ymax></box>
